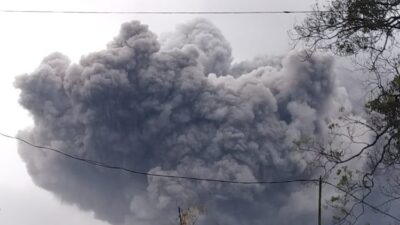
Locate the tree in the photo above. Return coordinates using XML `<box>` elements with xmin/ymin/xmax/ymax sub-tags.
<box><xmin>293</xmin><ymin>0</ymin><xmax>400</xmax><ymax>224</ymax></box>
<box><xmin>178</xmin><ymin>207</ymin><xmax>205</xmax><ymax>225</ymax></box>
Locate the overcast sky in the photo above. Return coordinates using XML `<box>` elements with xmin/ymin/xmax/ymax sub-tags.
<box><xmin>0</xmin><ymin>1</ymin><xmax>318</xmax><ymax>225</ymax></box>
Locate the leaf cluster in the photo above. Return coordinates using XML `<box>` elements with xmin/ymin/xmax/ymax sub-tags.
<box><xmin>294</xmin><ymin>1</ymin><xmax>400</xmax><ymax>224</ymax></box>
<box><xmin>367</xmin><ymin>75</ymin><xmax>400</xmax><ymax>159</ymax></box>
<box><xmin>294</xmin><ymin>0</ymin><xmax>400</xmax><ymax>57</ymax></box>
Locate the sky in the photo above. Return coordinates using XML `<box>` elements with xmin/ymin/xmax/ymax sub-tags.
<box><xmin>0</xmin><ymin>1</ymin><xmax>343</xmax><ymax>225</ymax></box>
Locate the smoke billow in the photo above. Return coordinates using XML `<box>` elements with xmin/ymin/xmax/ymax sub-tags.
<box><xmin>15</xmin><ymin>19</ymin><xmax>352</xmax><ymax>225</ymax></box>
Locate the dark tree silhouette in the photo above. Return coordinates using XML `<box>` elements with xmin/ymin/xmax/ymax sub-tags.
<box><xmin>293</xmin><ymin>0</ymin><xmax>400</xmax><ymax>224</ymax></box>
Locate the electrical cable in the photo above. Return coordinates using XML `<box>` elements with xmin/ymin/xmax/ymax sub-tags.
<box><xmin>0</xmin><ymin>132</ymin><xmax>318</xmax><ymax>185</ymax></box>
<box><xmin>323</xmin><ymin>181</ymin><xmax>400</xmax><ymax>222</ymax></box>
<box><xmin>2</xmin><ymin>132</ymin><xmax>400</xmax><ymax>221</ymax></box>
<box><xmin>0</xmin><ymin>9</ymin><xmax>326</xmax><ymax>15</ymax></box>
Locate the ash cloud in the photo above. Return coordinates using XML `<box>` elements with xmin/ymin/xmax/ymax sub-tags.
<box><xmin>16</xmin><ymin>19</ymin><xmax>352</xmax><ymax>225</ymax></box>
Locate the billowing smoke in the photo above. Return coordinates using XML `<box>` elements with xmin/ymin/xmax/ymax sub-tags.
<box><xmin>15</xmin><ymin>19</ymin><xmax>353</xmax><ymax>225</ymax></box>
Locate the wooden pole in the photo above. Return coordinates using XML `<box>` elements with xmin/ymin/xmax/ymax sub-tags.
<box><xmin>178</xmin><ymin>207</ymin><xmax>183</xmax><ymax>225</ymax></box>
<box><xmin>318</xmin><ymin>176</ymin><xmax>322</xmax><ymax>225</ymax></box>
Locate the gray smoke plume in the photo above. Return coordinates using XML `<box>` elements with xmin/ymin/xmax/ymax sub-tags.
<box><xmin>15</xmin><ymin>19</ymin><xmax>352</xmax><ymax>225</ymax></box>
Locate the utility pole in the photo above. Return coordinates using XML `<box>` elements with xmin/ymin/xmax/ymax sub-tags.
<box><xmin>178</xmin><ymin>207</ymin><xmax>183</xmax><ymax>225</ymax></box>
<box><xmin>318</xmin><ymin>176</ymin><xmax>322</xmax><ymax>225</ymax></box>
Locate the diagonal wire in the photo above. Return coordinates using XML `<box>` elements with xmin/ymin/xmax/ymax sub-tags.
<box><xmin>3</xmin><ymin>131</ymin><xmax>400</xmax><ymax>220</ymax></box>
<box><xmin>323</xmin><ymin>181</ymin><xmax>400</xmax><ymax>222</ymax></box>
<box><xmin>0</xmin><ymin>132</ymin><xmax>318</xmax><ymax>185</ymax></box>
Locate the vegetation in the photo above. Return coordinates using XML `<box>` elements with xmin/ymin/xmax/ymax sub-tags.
<box><xmin>294</xmin><ymin>0</ymin><xmax>400</xmax><ymax>224</ymax></box>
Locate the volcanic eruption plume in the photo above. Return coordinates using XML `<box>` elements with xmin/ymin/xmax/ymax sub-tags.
<box><xmin>16</xmin><ymin>19</ymin><xmax>353</xmax><ymax>225</ymax></box>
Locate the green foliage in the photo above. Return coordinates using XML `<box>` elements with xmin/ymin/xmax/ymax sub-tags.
<box><xmin>331</xmin><ymin>195</ymin><xmax>341</xmax><ymax>202</ymax></box>
<box><xmin>295</xmin><ymin>0</ymin><xmax>400</xmax><ymax>171</ymax></box>
<box><xmin>367</xmin><ymin>76</ymin><xmax>400</xmax><ymax>119</ymax></box>
<box><xmin>367</xmin><ymin>75</ymin><xmax>400</xmax><ymax>155</ymax></box>
<box><xmin>294</xmin><ymin>0</ymin><xmax>400</xmax><ymax>56</ymax></box>
<box><xmin>294</xmin><ymin>1</ymin><xmax>400</xmax><ymax>223</ymax></box>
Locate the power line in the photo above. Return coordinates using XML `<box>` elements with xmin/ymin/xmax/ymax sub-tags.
<box><xmin>323</xmin><ymin>181</ymin><xmax>400</xmax><ymax>223</ymax></box>
<box><xmin>0</xmin><ymin>9</ymin><xmax>324</xmax><ymax>15</ymax></box>
<box><xmin>0</xmin><ymin>132</ymin><xmax>318</xmax><ymax>185</ymax></box>
<box><xmin>2</xmin><ymin>131</ymin><xmax>399</xmax><ymax>221</ymax></box>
